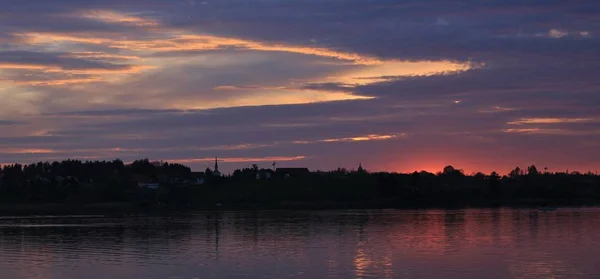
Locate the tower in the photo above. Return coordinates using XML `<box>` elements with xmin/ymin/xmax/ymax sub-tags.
<box><xmin>213</xmin><ymin>156</ymin><xmax>221</xmax><ymax>176</ymax></box>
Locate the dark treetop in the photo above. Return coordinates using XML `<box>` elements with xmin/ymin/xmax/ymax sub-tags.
<box><xmin>1</xmin><ymin>159</ymin><xmax>599</xmax><ymax>212</ymax></box>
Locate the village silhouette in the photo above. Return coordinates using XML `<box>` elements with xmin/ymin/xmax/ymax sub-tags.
<box><xmin>1</xmin><ymin>158</ymin><xmax>599</xmax><ymax>213</ymax></box>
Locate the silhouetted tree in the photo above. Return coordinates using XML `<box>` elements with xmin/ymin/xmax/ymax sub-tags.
<box><xmin>509</xmin><ymin>167</ymin><xmax>522</xmax><ymax>178</ymax></box>
<box><xmin>527</xmin><ymin>165</ymin><xmax>539</xmax><ymax>176</ymax></box>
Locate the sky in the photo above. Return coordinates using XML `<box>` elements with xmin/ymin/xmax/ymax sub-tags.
<box><xmin>1</xmin><ymin>0</ymin><xmax>599</xmax><ymax>174</ymax></box>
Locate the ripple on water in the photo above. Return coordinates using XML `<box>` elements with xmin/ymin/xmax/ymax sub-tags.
<box><xmin>0</xmin><ymin>209</ymin><xmax>600</xmax><ymax>278</ymax></box>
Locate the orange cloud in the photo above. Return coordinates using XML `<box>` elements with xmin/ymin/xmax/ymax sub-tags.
<box><xmin>11</xmin><ymin>77</ymin><xmax>105</xmax><ymax>86</ymax></box>
<box><xmin>169</xmin><ymin>89</ymin><xmax>373</xmax><ymax>110</ymax></box>
<box><xmin>507</xmin><ymin>118</ymin><xmax>595</xmax><ymax>125</ymax></box>
<box><xmin>75</xmin><ymin>10</ymin><xmax>160</xmax><ymax>27</ymax></box>
<box><xmin>0</xmin><ymin>148</ymin><xmax>56</xmax><ymax>154</ymax></box>
<box><xmin>5</xmin><ymin>9</ymin><xmax>474</xmax><ymax>111</ymax></box>
<box><xmin>18</xmin><ymin>31</ymin><xmax>381</xmax><ymax>65</ymax></box>
<box><xmin>320</xmin><ymin>60</ymin><xmax>476</xmax><ymax>86</ymax></box>
<box><xmin>322</xmin><ymin>134</ymin><xmax>400</xmax><ymax>142</ymax></box>
<box><xmin>291</xmin><ymin>134</ymin><xmax>404</xmax><ymax>144</ymax></box>
<box><xmin>17</xmin><ymin>32</ymin><xmax>111</xmax><ymax>45</ymax></box>
<box><xmin>503</xmin><ymin>128</ymin><xmax>593</xmax><ymax>135</ymax></box>
<box><xmin>0</xmin><ymin>62</ymin><xmax>151</xmax><ymax>75</ymax></box>
<box><xmin>65</xmin><ymin>52</ymin><xmax>141</xmax><ymax>60</ymax></box>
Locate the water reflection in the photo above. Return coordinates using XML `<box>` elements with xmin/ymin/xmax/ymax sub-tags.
<box><xmin>1</xmin><ymin>209</ymin><xmax>600</xmax><ymax>278</ymax></box>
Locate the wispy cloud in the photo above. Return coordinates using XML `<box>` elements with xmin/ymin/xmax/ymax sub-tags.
<box><xmin>503</xmin><ymin>128</ymin><xmax>600</xmax><ymax>135</ymax></box>
<box><xmin>65</xmin><ymin>52</ymin><xmax>141</xmax><ymax>61</ymax></box>
<box><xmin>169</xmin><ymin>156</ymin><xmax>307</xmax><ymax>164</ymax></box>
<box><xmin>292</xmin><ymin>133</ymin><xmax>404</xmax><ymax>144</ymax></box>
<box><xmin>74</xmin><ymin>10</ymin><xmax>161</xmax><ymax>27</ymax></box>
<box><xmin>507</xmin><ymin>118</ymin><xmax>596</xmax><ymax>125</ymax></box>
<box><xmin>17</xmin><ymin>32</ymin><xmax>381</xmax><ymax>65</ymax></box>
<box><xmin>478</xmin><ymin>106</ymin><xmax>518</xmax><ymax>113</ymax></box>
<box><xmin>322</xmin><ymin>134</ymin><xmax>401</xmax><ymax>142</ymax></box>
<box><xmin>0</xmin><ymin>148</ymin><xmax>56</xmax><ymax>154</ymax></box>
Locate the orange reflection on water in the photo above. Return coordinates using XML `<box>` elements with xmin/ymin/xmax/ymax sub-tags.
<box><xmin>2</xmin><ymin>209</ymin><xmax>600</xmax><ymax>278</ymax></box>
<box><xmin>354</xmin><ymin>242</ymin><xmax>393</xmax><ymax>279</ymax></box>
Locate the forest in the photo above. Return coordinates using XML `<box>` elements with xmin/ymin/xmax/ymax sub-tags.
<box><xmin>1</xmin><ymin>159</ymin><xmax>599</xmax><ymax>211</ymax></box>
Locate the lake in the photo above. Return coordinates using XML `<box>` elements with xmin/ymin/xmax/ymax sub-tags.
<box><xmin>1</xmin><ymin>208</ymin><xmax>599</xmax><ymax>278</ymax></box>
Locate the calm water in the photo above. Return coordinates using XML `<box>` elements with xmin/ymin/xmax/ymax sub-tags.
<box><xmin>1</xmin><ymin>208</ymin><xmax>600</xmax><ymax>279</ymax></box>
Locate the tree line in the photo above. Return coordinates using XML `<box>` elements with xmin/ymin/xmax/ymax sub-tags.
<box><xmin>1</xmin><ymin>159</ymin><xmax>599</xmax><ymax>208</ymax></box>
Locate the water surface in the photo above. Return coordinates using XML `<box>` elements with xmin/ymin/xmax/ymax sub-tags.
<box><xmin>1</xmin><ymin>208</ymin><xmax>599</xmax><ymax>278</ymax></box>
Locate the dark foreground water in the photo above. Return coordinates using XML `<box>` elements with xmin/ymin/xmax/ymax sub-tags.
<box><xmin>1</xmin><ymin>208</ymin><xmax>599</xmax><ymax>279</ymax></box>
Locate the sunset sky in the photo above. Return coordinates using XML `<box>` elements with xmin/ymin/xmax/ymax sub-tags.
<box><xmin>1</xmin><ymin>0</ymin><xmax>599</xmax><ymax>174</ymax></box>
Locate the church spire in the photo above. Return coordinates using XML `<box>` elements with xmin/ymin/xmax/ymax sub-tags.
<box><xmin>211</xmin><ymin>156</ymin><xmax>221</xmax><ymax>176</ymax></box>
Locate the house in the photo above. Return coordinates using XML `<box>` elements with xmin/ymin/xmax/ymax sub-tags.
<box><xmin>275</xmin><ymin>168</ymin><xmax>310</xmax><ymax>178</ymax></box>
<box><xmin>138</xmin><ymin>182</ymin><xmax>159</xmax><ymax>189</ymax></box>
<box><xmin>256</xmin><ymin>169</ymin><xmax>274</xmax><ymax>180</ymax></box>
<box><xmin>133</xmin><ymin>174</ymin><xmax>160</xmax><ymax>189</ymax></box>
<box><xmin>191</xmin><ymin>172</ymin><xmax>206</xmax><ymax>185</ymax></box>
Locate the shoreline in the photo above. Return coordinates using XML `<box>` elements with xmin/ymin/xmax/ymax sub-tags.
<box><xmin>0</xmin><ymin>199</ymin><xmax>599</xmax><ymax>216</ymax></box>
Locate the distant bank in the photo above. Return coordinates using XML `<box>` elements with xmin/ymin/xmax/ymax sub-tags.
<box><xmin>1</xmin><ymin>199</ymin><xmax>599</xmax><ymax>215</ymax></box>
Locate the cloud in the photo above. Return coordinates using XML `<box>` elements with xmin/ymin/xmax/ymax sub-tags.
<box><xmin>75</xmin><ymin>10</ymin><xmax>161</xmax><ymax>27</ymax></box>
<box><xmin>0</xmin><ymin>50</ymin><xmax>153</xmax><ymax>88</ymax></box>
<box><xmin>17</xmin><ymin>31</ymin><xmax>383</xmax><ymax>65</ymax></box>
<box><xmin>0</xmin><ymin>147</ymin><xmax>56</xmax><ymax>154</ymax></box>
<box><xmin>503</xmin><ymin>128</ymin><xmax>600</xmax><ymax>135</ymax></box>
<box><xmin>321</xmin><ymin>134</ymin><xmax>403</xmax><ymax>143</ymax></box>
<box><xmin>508</xmin><ymin>118</ymin><xmax>596</xmax><ymax>125</ymax></box>
<box><xmin>169</xmin><ymin>156</ymin><xmax>307</xmax><ymax>164</ymax></box>
<box><xmin>0</xmin><ymin>120</ymin><xmax>24</xmax><ymax>126</ymax></box>
<box><xmin>436</xmin><ymin>17</ymin><xmax>449</xmax><ymax>26</ymax></box>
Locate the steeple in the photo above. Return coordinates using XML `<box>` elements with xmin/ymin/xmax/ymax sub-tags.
<box><xmin>357</xmin><ymin>162</ymin><xmax>364</xmax><ymax>172</ymax></box>
<box><xmin>213</xmin><ymin>156</ymin><xmax>221</xmax><ymax>176</ymax></box>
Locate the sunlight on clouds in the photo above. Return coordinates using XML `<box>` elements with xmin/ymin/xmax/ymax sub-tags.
<box><xmin>0</xmin><ymin>87</ymin><xmax>44</xmax><ymax>116</ymax></box>
<box><xmin>508</xmin><ymin>118</ymin><xmax>595</xmax><ymax>125</ymax></box>
<box><xmin>478</xmin><ymin>106</ymin><xmax>517</xmax><ymax>113</ymax></box>
<box><xmin>65</xmin><ymin>52</ymin><xmax>141</xmax><ymax>60</ymax></box>
<box><xmin>292</xmin><ymin>134</ymin><xmax>404</xmax><ymax>144</ymax></box>
<box><xmin>30</xmin><ymin>130</ymin><xmax>54</xmax><ymax>137</ymax></box>
<box><xmin>0</xmin><ymin>148</ymin><xmax>56</xmax><ymax>154</ymax></box>
<box><xmin>0</xmin><ymin>61</ymin><xmax>154</xmax><ymax>87</ymax></box>
<box><xmin>321</xmin><ymin>60</ymin><xmax>475</xmax><ymax>86</ymax></box>
<box><xmin>0</xmin><ymin>62</ymin><xmax>152</xmax><ymax>75</ymax></box>
<box><xmin>170</xmin><ymin>89</ymin><xmax>373</xmax><ymax>110</ymax></box>
<box><xmin>18</xmin><ymin>31</ymin><xmax>475</xmax><ymax>87</ymax></box>
<box><xmin>548</xmin><ymin>29</ymin><xmax>568</xmax><ymax>39</ymax></box>
<box><xmin>76</xmin><ymin>10</ymin><xmax>160</xmax><ymax>27</ymax></box>
<box><xmin>19</xmin><ymin>32</ymin><xmax>381</xmax><ymax>65</ymax></box>
<box><xmin>504</xmin><ymin>128</ymin><xmax>579</xmax><ymax>135</ymax></box>
<box><xmin>18</xmin><ymin>32</ymin><xmax>111</xmax><ymax>45</ymax></box>
<box><xmin>322</xmin><ymin>134</ymin><xmax>399</xmax><ymax>142</ymax></box>
<box><xmin>12</xmin><ymin>77</ymin><xmax>105</xmax><ymax>86</ymax></box>
<box><xmin>5</xmin><ymin>8</ymin><xmax>475</xmax><ymax>112</ymax></box>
